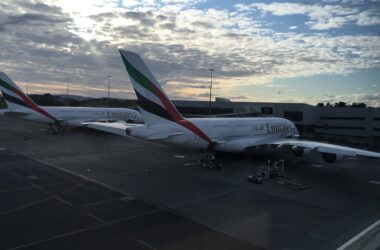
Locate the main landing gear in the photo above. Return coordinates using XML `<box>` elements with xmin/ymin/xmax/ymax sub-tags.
<box><xmin>199</xmin><ymin>151</ymin><xmax>223</xmax><ymax>170</ymax></box>
<box><xmin>48</xmin><ymin>122</ymin><xmax>66</xmax><ymax>135</ymax></box>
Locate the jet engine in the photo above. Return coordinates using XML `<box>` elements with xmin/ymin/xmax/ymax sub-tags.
<box><xmin>321</xmin><ymin>152</ymin><xmax>343</xmax><ymax>163</ymax></box>
<box><xmin>292</xmin><ymin>147</ymin><xmax>311</xmax><ymax>157</ymax></box>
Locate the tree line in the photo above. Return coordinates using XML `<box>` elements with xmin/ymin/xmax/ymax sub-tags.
<box><xmin>316</xmin><ymin>102</ymin><xmax>367</xmax><ymax>108</ymax></box>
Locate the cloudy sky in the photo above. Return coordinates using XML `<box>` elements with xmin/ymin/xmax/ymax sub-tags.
<box><xmin>0</xmin><ymin>0</ymin><xmax>379</xmax><ymax>106</ymax></box>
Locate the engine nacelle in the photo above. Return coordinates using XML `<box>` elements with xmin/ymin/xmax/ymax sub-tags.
<box><xmin>292</xmin><ymin>147</ymin><xmax>311</xmax><ymax>157</ymax></box>
<box><xmin>321</xmin><ymin>153</ymin><xmax>343</xmax><ymax>163</ymax></box>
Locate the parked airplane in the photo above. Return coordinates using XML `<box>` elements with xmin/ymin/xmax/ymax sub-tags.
<box><xmin>0</xmin><ymin>72</ymin><xmax>143</xmax><ymax>133</ymax></box>
<box><xmin>85</xmin><ymin>50</ymin><xmax>380</xmax><ymax>163</ymax></box>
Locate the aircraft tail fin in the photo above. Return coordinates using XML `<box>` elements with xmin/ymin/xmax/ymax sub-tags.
<box><xmin>119</xmin><ymin>50</ymin><xmax>184</xmax><ymax>124</ymax></box>
<box><xmin>118</xmin><ymin>50</ymin><xmax>212</xmax><ymax>144</ymax></box>
<box><xmin>0</xmin><ymin>72</ymin><xmax>57</xmax><ymax>121</ymax></box>
<box><xmin>0</xmin><ymin>72</ymin><xmax>31</xmax><ymax>110</ymax></box>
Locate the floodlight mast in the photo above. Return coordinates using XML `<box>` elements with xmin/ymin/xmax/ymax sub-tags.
<box><xmin>66</xmin><ymin>78</ymin><xmax>70</xmax><ymax>97</ymax></box>
<box><xmin>107</xmin><ymin>75</ymin><xmax>111</xmax><ymax>105</ymax></box>
<box><xmin>208</xmin><ymin>68</ymin><xmax>214</xmax><ymax>115</ymax></box>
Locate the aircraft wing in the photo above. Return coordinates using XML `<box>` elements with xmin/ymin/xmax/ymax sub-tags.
<box><xmin>66</xmin><ymin>118</ymin><xmax>141</xmax><ymax>127</ymax></box>
<box><xmin>263</xmin><ymin>138</ymin><xmax>380</xmax><ymax>159</ymax></box>
<box><xmin>83</xmin><ymin>122</ymin><xmax>183</xmax><ymax>140</ymax></box>
<box><xmin>2</xmin><ymin>110</ymin><xmax>29</xmax><ymax>117</ymax></box>
<box><xmin>82</xmin><ymin>121</ymin><xmax>141</xmax><ymax>136</ymax></box>
<box><xmin>146</xmin><ymin>132</ymin><xmax>183</xmax><ymax>140</ymax></box>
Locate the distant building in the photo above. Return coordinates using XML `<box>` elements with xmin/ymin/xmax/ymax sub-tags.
<box><xmin>215</xmin><ymin>97</ymin><xmax>231</xmax><ymax>102</ymax></box>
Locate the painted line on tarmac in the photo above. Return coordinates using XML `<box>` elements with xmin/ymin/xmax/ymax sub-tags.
<box><xmin>311</xmin><ymin>164</ymin><xmax>323</xmax><ymax>168</ymax></box>
<box><xmin>184</xmin><ymin>162</ymin><xmax>198</xmax><ymax>166</ymax></box>
<box><xmin>0</xmin><ymin>148</ymin><xmax>6</xmax><ymax>151</ymax></box>
<box><xmin>336</xmin><ymin>219</ymin><xmax>380</xmax><ymax>250</ymax></box>
<box><xmin>18</xmin><ymin>153</ymin><xmax>250</xmax><ymax>248</ymax></box>
<box><xmin>369</xmin><ymin>180</ymin><xmax>380</xmax><ymax>185</ymax></box>
<box><xmin>22</xmin><ymin>153</ymin><xmax>132</xmax><ymax>198</ymax></box>
<box><xmin>8</xmin><ymin>208</ymin><xmax>160</xmax><ymax>250</ymax></box>
<box><xmin>41</xmin><ymin>150</ymin><xmax>129</xmax><ymax>161</ymax></box>
<box><xmin>19</xmin><ymin>152</ymin><xmax>186</xmax><ymax>213</ymax></box>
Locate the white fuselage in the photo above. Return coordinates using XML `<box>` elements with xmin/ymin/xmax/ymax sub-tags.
<box><xmin>127</xmin><ymin>117</ymin><xmax>299</xmax><ymax>152</ymax></box>
<box><xmin>4</xmin><ymin>106</ymin><xmax>143</xmax><ymax>125</ymax></box>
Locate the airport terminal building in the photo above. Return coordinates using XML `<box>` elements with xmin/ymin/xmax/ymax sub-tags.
<box><xmin>174</xmin><ymin>100</ymin><xmax>380</xmax><ymax>147</ymax></box>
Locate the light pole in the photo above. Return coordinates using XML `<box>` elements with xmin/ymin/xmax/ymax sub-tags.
<box><xmin>107</xmin><ymin>75</ymin><xmax>111</xmax><ymax>105</ymax></box>
<box><xmin>208</xmin><ymin>68</ymin><xmax>214</xmax><ymax>115</ymax></box>
<box><xmin>66</xmin><ymin>78</ymin><xmax>70</xmax><ymax>97</ymax></box>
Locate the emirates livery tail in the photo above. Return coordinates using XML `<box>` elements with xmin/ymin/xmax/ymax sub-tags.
<box><xmin>119</xmin><ymin>49</ymin><xmax>212</xmax><ymax>144</ymax></box>
<box><xmin>0</xmin><ymin>72</ymin><xmax>57</xmax><ymax>122</ymax></box>
<box><xmin>119</xmin><ymin>50</ymin><xmax>184</xmax><ymax>124</ymax></box>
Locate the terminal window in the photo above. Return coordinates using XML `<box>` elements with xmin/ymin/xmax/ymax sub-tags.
<box><xmin>261</xmin><ymin>107</ymin><xmax>273</xmax><ymax>114</ymax></box>
<box><xmin>320</xmin><ymin>116</ymin><xmax>365</xmax><ymax>120</ymax></box>
<box><xmin>284</xmin><ymin>111</ymin><xmax>303</xmax><ymax>121</ymax></box>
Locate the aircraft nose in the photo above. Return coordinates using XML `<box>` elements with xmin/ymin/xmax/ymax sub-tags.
<box><xmin>293</xmin><ymin>125</ymin><xmax>300</xmax><ymax>137</ymax></box>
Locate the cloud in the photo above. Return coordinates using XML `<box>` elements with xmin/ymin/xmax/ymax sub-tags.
<box><xmin>243</xmin><ymin>2</ymin><xmax>380</xmax><ymax>30</ymax></box>
<box><xmin>0</xmin><ymin>1</ymin><xmax>141</xmax><ymax>99</ymax></box>
<box><xmin>356</xmin><ymin>10</ymin><xmax>380</xmax><ymax>26</ymax></box>
<box><xmin>1</xmin><ymin>13</ymin><xmax>69</xmax><ymax>26</ymax></box>
<box><xmin>323</xmin><ymin>0</ymin><xmax>380</xmax><ymax>5</ymax></box>
<box><xmin>179</xmin><ymin>84</ymin><xmax>209</xmax><ymax>89</ymax></box>
<box><xmin>195</xmin><ymin>92</ymin><xmax>210</xmax><ymax>98</ymax></box>
<box><xmin>191</xmin><ymin>20</ymin><xmax>215</xmax><ymax>29</ymax></box>
<box><xmin>123</xmin><ymin>11</ymin><xmax>156</xmax><ymax>26</ymax></box>
<box><xmin>0</xmin><ymin>0</ymin><xmax>378</xmax><ymax>103</ymax></box>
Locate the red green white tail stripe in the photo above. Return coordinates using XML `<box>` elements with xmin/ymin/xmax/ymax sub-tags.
<box><xmin>119</xmin><ymin>50</ymin><xmax>212</xmax><ymax>144</ymax></box>
<box><xmin>0</xmin><ymin>72</ymin><xmax>58</xmax><ymax>122</ymax></box>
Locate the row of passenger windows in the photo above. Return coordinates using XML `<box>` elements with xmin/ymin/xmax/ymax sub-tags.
<box><xmin>282</xmin><ymin>112</ymin><xmax>380</xmax><ymax>122</ymax></box>
<box><xmin>319</xmin><ymin>117</ymin><xmax>380</xmax><ymax>121</ymax></box>
<box><xmin>212</xmin><ymin>124</ymin><xmax>265</xmax><ymax>130</ymax></box>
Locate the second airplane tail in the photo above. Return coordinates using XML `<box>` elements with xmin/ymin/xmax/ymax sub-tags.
<box><xmin>0</xmin><ymin>72</ymin><xmax>30</xmax><ymax>111</ymax></box>
<box><xmin>0</xmin><ymin>72</ymin><xmax>57</xmax><ymax>122</ymax></box>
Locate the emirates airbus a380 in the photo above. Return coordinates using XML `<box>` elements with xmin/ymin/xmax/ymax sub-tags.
<box><xmin>0</xmin><ymin>72</ymin><xmax>143</xmax><ymax>133</ymax></box>
<box><xmin>85</xmin><ymin>50</ymin><xmax>380</xmax><ymax>163</ymax></box>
